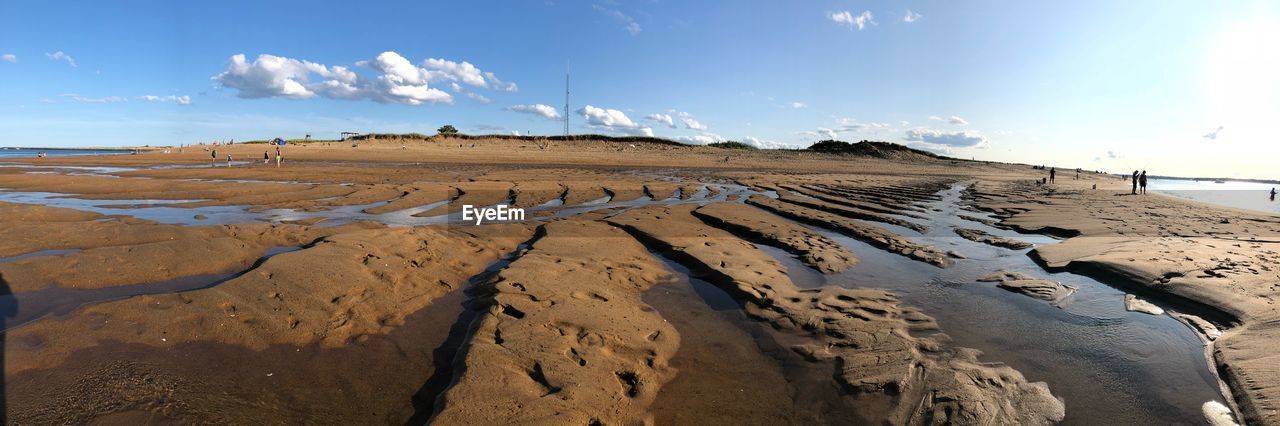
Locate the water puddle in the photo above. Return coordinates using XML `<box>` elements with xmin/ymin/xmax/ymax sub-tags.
<box><xmin>0</xmin><ymin>246</ymin><xmax>301</xmax><ymax>333</ymax></box>
<box><xmin>759</xmin><ymin>183</ymin><xmax>1229</xmax><ymax>424</ymax></box>
<box><xmin>0</xmin><ymin>183</ymin><xmax>765</xmax><ymax>228</ymax></box>
<box><xmin>642</xmin><ymin>252</ymin><xmax>865</xmax><ymax>424</ymax></box>
<box><xmin>0</xmin><ymin>249</ymin><xmax>82</xmax><ymax>264</ymax></box>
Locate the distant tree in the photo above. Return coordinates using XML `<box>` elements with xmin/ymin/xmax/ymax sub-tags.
<box><xmin>437</xmin><ymin>125</ymin><xmax>459</xmax><ymax>135</ymax></box>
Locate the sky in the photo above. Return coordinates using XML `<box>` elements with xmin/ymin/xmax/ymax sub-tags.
<box><xmin>1</xmin><ymin>0</ymin><xmax>1278</xmax><ymax>179</ymax></box>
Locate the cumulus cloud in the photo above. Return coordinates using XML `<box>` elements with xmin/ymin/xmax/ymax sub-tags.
<box><xmin>743</xmin><ymin>136</ymin><xmax>791</xmax><ymax>149</ymax></box>
<box><xmin>578</xmin><ymin>105</ymin><xmax>653</xmax><ymax>136</ymax></box>
<box><xmin>830</xmin><ymin>10</ymin><xmax>874</xmax><ymax>30</ymax></box>
<box><xmin>790</xmin><ymin>101</ymin><xmax>806</xmax><ymax>109</ymax></box>
<box><xmin>423</xmin><ymin>58</ymin><xmax>486</xmax><ymax>87</ymax></box>
<box><xmin>45</xmin><ymin>51</ymin><xmax>76</xmax><ymax>67</ymax></box>
<box><xmin>677</xmin><ymin>111</ymin><xmax>707</xmax><ymax>130</ymax></box>
<box><xmin>1202</xmin><ymin>125</ymin><xmax>1224</xmax><ymax>140</ymax></box>
<box><xmin>645</xmin><ymin>113</ymin><xmax>676</xmax><ymax>128</ymax></box>
<box><xmin>675</xmin><ymin>133</ymin><xmax>725</xmax><ymax>145</ymax></box>
<box><xmin>211</xmin><ymin>51</ymin><xmax>514</xmax><ymax>106</ymax></box>
<box><xmin>508</xmin><ymin>104</ymin><xmax>562</xmax><ymax>120</ymax></box>
<box><xmin>903</xmin><ymin>128</ymin><xmax>989</xmax><ymax>148</ymax></box>
<box><xmin>903</xmin><ymin>9</ymin><xmax>922</xmax><ymax>23</ymax></box>
<box><xmin>593</xmin><ymin>5</ymin><xmax>641</xmax><ymax>35</ymax></box>
<box><xmin>947</xmin><ymin>116</ymin><xmax>968</xmax><ymax>125</ymax></box>
<box><xmin>2</xmin><ymin>54</ymin><xmax>15</xmax><ymax>63</ymax></box>
<box><xmin>139</xmin><ymin>95</ymin><xmax>192</xmax><ymax>105</ymax></box>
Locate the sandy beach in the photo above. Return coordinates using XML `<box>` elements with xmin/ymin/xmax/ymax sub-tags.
<box><xmin>0</xmin><ymin>137</ymin><xmax>1272</xmax><ymax>424</ymax></box>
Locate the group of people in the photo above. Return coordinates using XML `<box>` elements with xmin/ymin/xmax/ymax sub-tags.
<box><xmin>209</xmin><ymin>146</ymin><xmax>283</xmax><ymax>168</ymax></box>
<box><xmin>1131</xmin><ymin>170</ymin><xmax>1148</xmax><ymax>194</ymax></box>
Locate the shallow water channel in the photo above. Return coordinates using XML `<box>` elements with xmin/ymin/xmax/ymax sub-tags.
<box><xmin>646</xmin><ymin>183</ymin><xmax>1228</xmax><ymax>425</ymax></box>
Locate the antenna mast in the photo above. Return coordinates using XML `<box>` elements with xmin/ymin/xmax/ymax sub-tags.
<box><xmin>564</xmin><ymin>62</ymin><xmax>570</xmax><ymax>137</ymax></box>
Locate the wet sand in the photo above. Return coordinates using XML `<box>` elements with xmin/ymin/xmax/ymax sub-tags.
<box><xmin>0</xmin><ymin>138</ymin><xmax>1268</xmax><ymax>424</ymax></box>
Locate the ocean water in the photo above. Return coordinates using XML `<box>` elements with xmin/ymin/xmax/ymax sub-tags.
<box><xmin>0</xmin><ymin>148</ymin><xmax>130</xmax><ymax>158</ymax></box>
<box><xmin>1149</xmin><ymin>178</ymin><xmax>1280</xmax><ymax>214</ymax></box>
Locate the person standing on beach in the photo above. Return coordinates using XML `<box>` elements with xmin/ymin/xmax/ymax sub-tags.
<box><xmin>275</xmin><ymin>152</ymin><xmax>282</xmax><ymax>168</ymax></box>
<box><xmin>263</xmin><ymin>151</ymin><xmax>270</xmax><ymax>164</ymax></box>
<box><xmin>1270</xmin><ymin>188</ymin><xmax>1276</xmax><ymax>201</ymax></box>
<box><xmin>1139</xmin><ymin>170</ymin><xmax>1148</xmax><ymax>194</ymax></box>
<box><xmin>211</xmin><ymin>149</ymin><xmax>217</xmax><ymax>164</ymax></box>
<box><xmin>1132</xmin><ymin>170</ymin><xmax>1139</xmax><ymax>194</ymax></box>
<box><xmin>227</xmin><ymin>154</ymin><xmax>233</xmax><ymax>167</ymax></box>
<box><xmin>1049</xmin><ymin>167</ymin><xmax>1056</xmax><ymax>183</ymax></box>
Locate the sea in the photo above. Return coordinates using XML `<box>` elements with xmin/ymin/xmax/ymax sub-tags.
<box><xmin>0</xmin><ymin>148</ymin><xmax>131</xmax><ymax>159</ymax></box>
<box><xmin>1150</xmin><ymin>178</ymin><xmax>1280</xmax><ymax>215</ymax></box>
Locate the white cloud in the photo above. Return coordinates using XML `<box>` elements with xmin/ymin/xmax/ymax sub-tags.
<box><xmin>423</xmin><ymin>58</ymin><xmax>486</xmax><ymax>87</ymax></box>
<box><xmin>212</xmin><ymin>51</ymin><xmax>513</xmax><ymax>106</ymax></box>
<box><xmin>508</xmin><ymin>104</ymin><xmax>562</xmax><ymax>120</ymax></box>
<box><xmin>578</xmin><ymin>105</ymin><xmax>653</xmax><ymax>136</ymax></box>
<box><xmin>830</xmin><ymin>10</ymin><xmax>874</xmax><ymax>30</ymax></box>
<box><xmin>836</xmin><ymin>118</ymin><xmax>891</xmax><ymax>132</ymax></box>
<box><xmin>802</xmin><ymin>128</ymin><xmax>839</xmax><ymax>140</ymax></box>
<box><xmin>45</xmin><ymin>51</ymin><xmax>76</xmax><ymax>67</ymax></box>
<box><xmin>906</xmin><ymin>142</ymin><xmax>954</xmax><ymax>156</ymax></box>
<box><xmin>1106</xmin><ymin>150</ymin><xmax>1119</xmax><ymax>159</ymax></box>
<box><xmin>139</xmin><ymin>95</ymin><xmax>192</xmax><ymax>105</ymax></box>
<box><xmin>743</xmin><ymin>136</ymin><xmax>791</xmax><ymax>149</ymax></box>
<box><xmin>904</xmin><ymin>128</ymin><xmax>989</xmax><ymax>148</ymax></box>
<box><xmin>2</xmin><ymin>54</ymin><xmax>15</xmax><ymax>63</ymax></box>
<box><xmin>790</xmin><ymin>101</ymin><xmax>806</xmax><ymax>109</ymax></box>
<box><xmin>484</xmin><ymin>72</ymin><xmax>518</xmax><ymax>92</ymax></box>
<box><xmin>1202</xmin><ymin>125</ymin><xmax>1224</xmax><ymax>140</ymax></box>
<box><xmin>645</xmin><ymin>113</ymin><xmax>676</xmax><ymax>128</ymax></box>
<box><xmin>675</xmin><ymin>133</ymin><xmax>725</xmax><ymax>145</ymax></box>
<box><xmin>677</xmin><ymin>111</ymin><xmax>707</xmax><ymax>130</ymax></box>
<box><xmin>903</xmin><ymin>10</ymin><xmax>922</xmax><ymax>23</ymax></box>
<box><xmin>947</xmin><ymin>116</ymin><xmax>968</xmax><ymax>126</ymax></box>
<box><xmin>593</xmin><ymin>5</ymin><xmax>642</xmax><ymax>35</ymax></box>
<box><xmin>59</xmin><ymin>93</ymin><xmax>125</xmax><ymax>104</ymax></box>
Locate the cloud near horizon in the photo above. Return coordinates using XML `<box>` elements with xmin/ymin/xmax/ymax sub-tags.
<box><xmin>139</xmin><ymin>95</ymin><xmax>192</xmax><ymax>105</ymax></box>
<box><xmin>211</xmin><ymin>51</ymin><xmax>515</xmax><ymax>105</ymax></box>
<box><xmin>507</xmin><ymin>104</ymin><xmax>561</xmax><ymax>120</ymax></box>
<box><xmin>903</xmin><ymin>128</ymin><xmax>989</xmax><ymax>150</ymax></box>
<box><xmin>2</xmin><ymin>54</ymin><xmax>15</xmax><ymax>63</ymax></box>
<box><xmin>578</xmin><ymin>105</ymin><xmax>653</xmax><ymax>136</ymax></box>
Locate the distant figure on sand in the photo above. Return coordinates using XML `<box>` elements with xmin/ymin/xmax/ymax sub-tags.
<box><xmin>211</xmin><ymin>149</ymin><xmax>217</xmax><ymax>164</ymax></box>
<box><xmin>227</xmin><ymin>154</ymin><xmax>232</xmax><ymax>166</ymax></box>
<box><xmin>1139</xmin><ymin>170</ymin><xmax>1148</xmax><ymax>194</ymax></box>
<box><xmin>275</xmin><ymin>152</ymin><xmax>282</xmax><ymax>168</ymax></box>
<box><xmin>1271</xmin><ymin>188</ymin><xmax>1276</xmax><ymax>201</ymax></box>
<box><xmin>1049</xmin><ymin>167</ymin><xmax>1056</xmax><ymax>183</ymax></box>
<box><xmin>263</xmin><ymin>151</ymin><xmax>270</xmax><ymax>164</ymax></box>
<box><xmin>1132</xmin><ymin>170</ymin><xmax>1139</xmax><ymax>194</ymax></box>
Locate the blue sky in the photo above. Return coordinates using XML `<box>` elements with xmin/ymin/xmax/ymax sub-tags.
<box><xmin>2</xmin><ymin>1</ymin><xmax>1278</xmax><ymax>178</ymax></box>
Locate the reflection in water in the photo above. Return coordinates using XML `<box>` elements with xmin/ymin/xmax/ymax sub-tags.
<box><xmin>758</xmin><ymin>183</ymin><xmax>1227</xmax><ymax>425</ymax></box>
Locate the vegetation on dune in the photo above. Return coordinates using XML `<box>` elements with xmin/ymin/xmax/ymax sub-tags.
<box><xmin>807</xmin><ymin>139</ymin><xmax>950</xmax><ymax>160</ymax></box>
<box><xmin>437</xmin><ymin>125</ymin><xmax>459</xmax><ymax>135</ymax></box>
<box><xmin>707</xmin><ymin>141</ymin><xmax>758</xmax><ymax>150</ymax></box>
